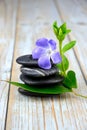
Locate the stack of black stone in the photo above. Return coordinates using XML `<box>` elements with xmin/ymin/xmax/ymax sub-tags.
<box><xmin>16</xmin><ymin>54</ymin><xmax>64</xmax><ymax>96</ymax></box>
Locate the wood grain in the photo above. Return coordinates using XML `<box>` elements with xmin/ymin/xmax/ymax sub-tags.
<box><xmin>0</xmin><ymin>0</ymin><xmax>18</xmax><ymax>130</ymax></box>
<box><xmin>0</xmin><ymin>0</ymin><xmax>87</xmax><ymax>130</ymax></box>
<box><xmin>6</xmin><ymin>0</ymin><xmax>62</xmax><ymax>129</ymax></box>
<box><xmin>55</xmin><ymin>0</ymin><xmax>87</xmax><ymax>81</ymax></box>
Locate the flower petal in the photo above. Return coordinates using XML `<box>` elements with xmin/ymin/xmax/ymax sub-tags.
<box><xmin>51</xmin><ymin>52</ymin><xmax>62</xmax><ymax>64</ymax></box>
<box><xmin>36</xmin><ymin>38</ymin><xmax>49</xmax><ymax>48</ymax></box>
<box><xmin>32</xmin><ymin>47</ymin><xmax>46</xmax><ymax>59</ymax></box>
<box><xmin>38</xmin><ymin>55</ymin><xmax>51</xmax><ymax>69</ymax></box>
<box><xmin>49</xmin><ymin>39</ymin><xmax>56</xmax><ymax>50</ymax></box>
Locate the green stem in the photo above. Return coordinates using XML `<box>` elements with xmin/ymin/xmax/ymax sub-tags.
<box><xmin>59</xmin><ymin>40</ymin><xmax>66</xmax><ymax>76</ymax></box>
<box><xmin>72</xmin><ymin>89</ymin><xmax>87</xmax><ymax>98</ymax></box>
<box><xmin>59</xmin><ymin>40</ymin><xmax>62</xmax><ymax>56</ymax></box>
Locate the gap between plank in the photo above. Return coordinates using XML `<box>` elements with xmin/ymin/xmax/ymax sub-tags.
<box><xmin>4</xmin><ymin>0</ymin><xmax>19</xmax><ymax>129</ymax></box>
<box><xmin>68</xmin><ymin>36</ymin><xmax>87</xmax><ymax>84</ymax></box>
<box><xmin>53</xmin><ymin>0</ymin><xmax>87</xmax><ymax>85</ymax></box>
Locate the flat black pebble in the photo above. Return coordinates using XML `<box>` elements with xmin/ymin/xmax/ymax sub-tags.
<box><xmin>20</xmin><ymin>66</ymin><xmax>59</xmax><ymax>77</ymax></box>
<box><xmin>20</xmin><ymin>74</ymin><xmax>64</xmax><ymax>86</ymax></box>
<box><xmin>18</xmin><ymin>88</ymin><xmax>59</xmax><ymax>97</ymax></box>
<box><xmin>16</xmin><ymin>55</ymin><xmax>38</xmax><ymax>67</ymax></box>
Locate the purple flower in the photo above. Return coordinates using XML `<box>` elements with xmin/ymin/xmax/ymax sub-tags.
<box><xmin>32</xmin><ymin>38</ymin><xmax>62</xmax><ymax>69</ymax></box>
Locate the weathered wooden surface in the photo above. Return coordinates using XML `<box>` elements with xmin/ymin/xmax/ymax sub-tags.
<box><xmin>0</xmin><ymin>0</ymin><xmax>87</xmax><ymax>130</ymax></box>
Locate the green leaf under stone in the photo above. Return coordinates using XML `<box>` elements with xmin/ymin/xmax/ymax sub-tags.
<box><xmin>6</xmin><ymin>81</ymin><xmax>72</xmax><ymax>94</ymax></box>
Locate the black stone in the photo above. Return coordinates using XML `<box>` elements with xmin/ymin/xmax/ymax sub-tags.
<box><xmin>16</xmin><ymin>54</ymin><xmax>53</xmax><ymax>67</ymax></box>
<box><xmin>20</xmin><ymin>66</ymin><xmax>59</xmax><ymax>77</ymax></box>
<box><xmin>16</xmin><ymin>55</ymin><xmax>38</xmax><ymax>67</ymax></box>
<box><xmin>20</xmin><ymin>74</ymin><xmax>64</xmax><ymax>86</ymax></box>
<box><xmin>18</xmin><ymin>88</ymin><xmax>59</xmax><ymax>97</ymax></box>
<box><xmin>17</xmin><ymin>54</ymin><xmax>64</xmax><ymax>97</ymax></box>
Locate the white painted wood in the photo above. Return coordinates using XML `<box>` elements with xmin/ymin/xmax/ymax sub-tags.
<box><xmin>53</xmin><ymin>1</ymin><xmax>87</xmax><ymax>129</ymax></box>
<box><xmin>0</xmin><ymin>0</ymin><xmax>86</xmax><ymax>130</ymax></box>
<box><xmin>6</xmin><ymin>0</ymin><xmax>63</xmax><ymax>129</ymax></box>
<box><xmin>52</xmin><ymin>36</ymin><xmax>87</xmax><ymax>130</ymax></box>
<box><xmin>0</xmin><ymin>0</ymin><xmax>18</xmax><ymax>130</ymax></box>
<box><xmin>55</xmin><ymin>0</ymin><xmax>87</xmax><ymax>80</ymax></box>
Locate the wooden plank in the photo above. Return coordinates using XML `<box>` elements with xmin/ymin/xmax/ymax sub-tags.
<box><xmin>6</xmin><ymin>0</ymin><xmax>87</xmax><ymax>130</ymax></box>
<box><xmin>0</xmin><ymin>0</ymin><xmax>18</xmax><ymax>130</ymax></box>
<box><xmin>6</xmin><ymin>0</ymin><xmax>62</xmax><ymax>129</ymax></box>
<box><xmin>53</xmin><ymin>0</ymin><xmax>87</xmax><ymax>129</ymax></box>
<box><xmin>54</xmin><ymin>0</ymin><xmax>87</xmax><ymax>81</ymax></box>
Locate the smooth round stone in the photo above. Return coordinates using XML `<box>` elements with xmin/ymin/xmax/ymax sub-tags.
<box><xmin>16</xmin><ymin>54</ymin><xmax>53</xmax><ymax>67</ymax></box>
<box><xmin>16</xmin><ymin>55</ymin><xmax>38</xmax><ymax>67</ymax></box>
<box><xmin>18</xmin><ymin>88</ymin><xmax>59</xmax><ymax>97</ymax></box>
<box><xmin>20</xmin><ymin>74</ymin><xmax>64</xmax><ymax>86</ymax></box>
<box><xmin>20</xmin><ymin>66</ymin><xmax>59</xmax><ymax>77</ymax></box>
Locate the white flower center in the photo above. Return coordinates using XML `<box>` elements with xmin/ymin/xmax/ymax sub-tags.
<box><xmin>47</xmin><ymin>49</ymin><xmax>52</xmax><ymax>55</ymax></box>
<box><xmin>46</xmin><ymin>47</ymin><xmax>53</xmax><ymax>56</ymax></box>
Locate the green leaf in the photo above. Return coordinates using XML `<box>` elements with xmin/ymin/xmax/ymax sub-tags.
<box><xmin>6</xmin><ymin>81</ymin><xmax>72</xmax><ymax>94</ymax></box>
<box><xmin>53</xmin><ymin>22</ymin><xmax>71</xmax><ymax>41</ymax></box>
<box><xmin>63</xmin><ymin>55</ymin><xmax>69</xmax><ymax>71</ymax></box>
<box><xmin>53</xmin><ymin>28</ymin><xmax>58</xmax><ymax>37</ymax></box>
<box><xmin>57</xmin><ymin>55</ymin><xmax>69</xmax><ymax>71</ymax></box>
<box><xmin>60</xmin><ymin>23</ymin><xmax>71</xmax><ymax>35</ymax></box>
<box><xmin>59</xmin><ymin>28</ymin><xmax>63</xmax><ymax>36</ymax></box>
<box><xmin>66</xmin><ymin>29</ymin><xmax>71</xmax><ymax>34</ymax></box>
<box><xmin>53</xmin><ymin>21</ymin><xmax>57</xmax><ymax>26</ymax></box>
<box><xmin>60</xmin><ymin>22</ymin><xmax>67</xmax><ymax>33</ymax></box>
<box><xmin>53</xmin><ymin>21</ymin><xmax>59</xmax><ymax>32</ymax></box>
<box><xmin>53</xmin><ymin>21</ymin><xmax>59</xmax><ymax>37</ymax></box>
<box><xmin>56</xmin><ymin>63</ymin><xmax>62</xmax><ymax>71</ymax></box>
<box><xmin>62</xmin><ymin>41</ymin><xmax>76</xmax><ymax>53</ymax></box>
<box><xmin>63</xmin><ymin>70</ymin><xmax>77</xmax><ymax>89</ymax></box>
<box><xmin>58</xmin><ymin>28</ymin><xmax>65</xmax><ymax>41</ymax></box>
